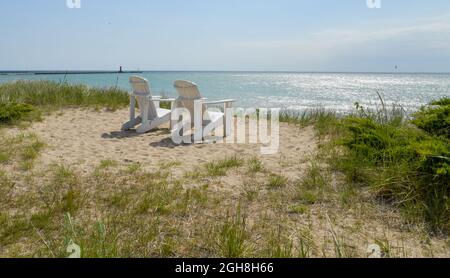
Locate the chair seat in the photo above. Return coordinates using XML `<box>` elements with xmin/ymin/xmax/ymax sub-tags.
<box><xmin>156</xmin><ymin>108</ymin><xmax>171</xmax><ymax>119</ymax></box>
<box><xmin>173</xmin><ymin>80</ymin><xmax>234</xmax><ymax>138</ymax></box>
<box><xmin>204</xmin><ymin>111</ymin><xmax>224</xmax><ymax>126</ymax></box>
<box><xmin>123</xmin><ymin>76</ymin><xmax>174</xmax><ymax>134</ymax></box>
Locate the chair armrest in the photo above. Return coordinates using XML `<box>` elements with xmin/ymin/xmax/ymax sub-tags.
<box><xmin>157</xmin><ymin>98</ymin><xmax>177</xmax><ymax>103</ymax></box>
<box><xmin>204</xmin><ymin>99</ymin><xmax>236</xmax><ymax>105</ymax></box>
<box><xmin>131</xmin><ymin>92</ymin><xmax>150</xmax><ymax>97</ymax></box>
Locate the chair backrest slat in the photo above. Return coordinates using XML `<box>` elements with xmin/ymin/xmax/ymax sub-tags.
<box><xmin>173</xmin><ymin>80</ymin><xmax>210</xmax><ymax>122</ymax></box>
<box><xmin>130</xmin><ymin>76</ymin><xmax>157</xmax><ymax>119</ymax></box>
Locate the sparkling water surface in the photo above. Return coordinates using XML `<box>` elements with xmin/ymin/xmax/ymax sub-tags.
<box><xmin>1</xmin><ymin>72</ymin><xmax>449</xmax><ymax>113</ymax></box>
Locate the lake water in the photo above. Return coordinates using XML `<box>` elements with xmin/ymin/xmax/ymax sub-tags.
<box><xmin>1</xmin><ymin>72</ymin><xmax>449</xmax><ymax>113</ymax></box>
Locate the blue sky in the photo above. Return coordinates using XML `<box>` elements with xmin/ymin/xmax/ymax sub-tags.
<box><xmin>1</xmin><ymin>0</ymin><xmax>449</xmax><ymax>72</ymax></box>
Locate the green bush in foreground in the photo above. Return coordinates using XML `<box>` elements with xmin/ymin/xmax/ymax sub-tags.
<box><xmin>332</xmin><ymin>98</ymin><xmax>450</xmax><ymax>234</ymax></box>
<box><xmin>412</xmin><ymin>97</ymin><xmax>450</xmax><ymax>139</ymax></box>
<box><xmin>431</xmin><ymin>98</ymin><xmax>450</xmax><ymax>106</ymax></box>
<box><xmin>0</xmin><ymin>103</ymin><xmax>40</xmax><ymax>124</ymax></box>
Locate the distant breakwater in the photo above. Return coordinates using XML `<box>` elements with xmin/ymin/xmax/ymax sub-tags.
<box><xmin>0</xmin><ymin>71</ymin><xmax>143</xmax><ymax>75</ymax></box>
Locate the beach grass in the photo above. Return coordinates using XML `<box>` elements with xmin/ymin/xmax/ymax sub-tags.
<box><xmin>316</xmin><ymin>97</ymin><xmax>450</xmax><ymax>234</ymax></box>
<box><xmin>0</xmin><ymin>160</ymin><xmax>323</xmax><ymax>258</ymax></box>
<box><xmin>0</xmin><ymin>132</ymin><xmax>46</xmax><ymax>171</ymax></box>
<box><xmin>280</xmin><ymin>108</ymin><xmax>338</xmax><ymax>136</ymax></box>
<box><xmin>276</xmin><ymin>96</ymin><xmax>449</xmax><ymax>234</ymax></box>
<box><xmin>0</xmin><ymin>80</ymin><xmax>130</xmax><ymax>125</ymax></box>
<box><xmin>214</xmin><ymin>208</ymin><xmax>251</xmax><ymax>258</ymax></box>
<box><xmin>0</xmin><ymin>80</ymin><xmax>129</xmax><ymax>109</ymax></box>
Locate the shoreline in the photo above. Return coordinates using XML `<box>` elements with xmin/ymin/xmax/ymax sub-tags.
<box><xmin>2</xmin><ymin>70</ymin><xmax>450</xmax><ymax>75</ymax></box>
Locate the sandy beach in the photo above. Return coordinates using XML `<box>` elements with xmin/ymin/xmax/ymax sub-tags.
<box><xmin>20</xmin><ymin>108</ymin><xmax>317</xmax><ymax>182</ymax></box>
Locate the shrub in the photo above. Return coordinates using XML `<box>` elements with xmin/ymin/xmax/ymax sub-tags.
<box><xmin>431</xmin><ymin>98</ymin><xmax>450</xmax><ymax>106</ymax></box>
<box><xmin>0</xmin><ymin>103</ymin><xmax>39</xmax><ymax>124</ymax></box>
<box><xmin>341</xmin><ymin>117</ymin><xmax>424</xmax><ymax>165</ymax></box>
<box><xmin>337</xmin><ymin>108</ymin><xmax>450</xmax><ymax>233</ymax></box>
<box><xmin>412</xmin><ymin>97</ymin><xmax>450</xmax><ymax>139</ymax></box>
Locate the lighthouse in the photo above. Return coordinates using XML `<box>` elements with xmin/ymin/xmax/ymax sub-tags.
<box><xmin>119</xmin><ymin>66</ymin><xmax>123</xmax><ymax>73</ymax></box>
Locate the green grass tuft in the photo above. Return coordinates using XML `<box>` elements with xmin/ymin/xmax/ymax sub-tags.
<box><xmin>214</xmin><ymin>209</ymin><xmax>251</xmax><ymax>258</ymax></box>
<box><xmin>247</xmin><ymin>157</ymin><xmax>263</xmax><ymax>173</ymax></box>
<box><xmin>98</xmin><ymin>160</ymin><xmax>118</xmax><ymax>169</ymax></box>
<box><xmin>267</xmin><ymin>174</ymin><xmax>288</xmax><ymax>188</ymax></box>
<box><xmin>205</xmin><ymin>156</ymin><xmax>243</xmax><ymax>177</ymax></box>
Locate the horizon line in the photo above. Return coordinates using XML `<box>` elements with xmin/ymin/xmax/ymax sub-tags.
<box><xmin>2</xmin><ymin>69</ymin><xmax>450</xmax><ymax>75</ymax></box>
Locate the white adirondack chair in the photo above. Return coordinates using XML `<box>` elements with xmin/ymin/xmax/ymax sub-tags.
<box><xmin>122</xmin><ymin>76</ymin><xmax>175</xmax><ymax>134</ymax></box>
<box><xmin>173</xmin><ymin>80</ymin><xmax>235</xmax><ymax>138</ymax></box>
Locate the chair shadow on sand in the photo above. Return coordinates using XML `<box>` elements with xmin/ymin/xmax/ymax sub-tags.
<box><xmin>101</xmin><ymin>128</ymin><xmax>196</xmax><ymax>149</ymax></box>
<box><xmin>102</xmin><ymin>126</ymin><xmax>223</xmax><ymax>150</ymax></box>
<box><xmin>149</xmin><ymin>136</ymin><xmax>196</xmax><ymax>149</ymax></box>
<box><xmin>101</xmin><ymin>128</ymin><xmax>171</xmax><ymax>140</ymax></box>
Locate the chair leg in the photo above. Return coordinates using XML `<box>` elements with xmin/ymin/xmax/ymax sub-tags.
<box><xmin>122</xmin><ymin>95</ymin><xmax>140</xmax><ymax>131</ymax></box>
<box><xmin>137</xmin><ymin>96</ymin><xmax>151</xmax><ymax>133</ymax></box>
<box><xmin>129</xmin><ymin>96</ymin><xmax>136</xmax><ymax>122</ymax></box>
<box><xmin>122</xmin><ymin>116</ymin><xmax>142</xmax><ymax>131</ymax></box>
<box><xmin>137</xmin><ymin>122</ymin><xmax>151</xmax><ymax>133</ymax></box>
<box><xmin>193</xmin><ymin>99</ymin><xmax>203</xmax><ymax>143</ymax></box>
<box><xmin>224</xmin><ymin>103</ymin><xmax>233</xmax><ymax>137</ymax></box>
